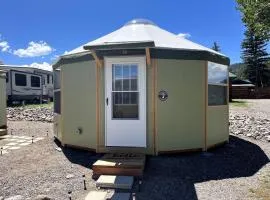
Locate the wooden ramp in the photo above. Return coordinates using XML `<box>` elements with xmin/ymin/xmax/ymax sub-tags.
<box><xmin>92</xmin><ymin>153</ymin><xmax>145</xmax><ymax>177</ymax></box>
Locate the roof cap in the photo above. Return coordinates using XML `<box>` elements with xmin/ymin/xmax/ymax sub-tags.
<box><xmin>124</xmin><ymin>18</ymin><xmax>157</xmax><ymax>26</ymax></box>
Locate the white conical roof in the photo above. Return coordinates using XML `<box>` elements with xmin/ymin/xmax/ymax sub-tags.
<box><xmin>65</xmin><ymin>19</ymin><xmax>224</xmax><ymax>56</ymax></box>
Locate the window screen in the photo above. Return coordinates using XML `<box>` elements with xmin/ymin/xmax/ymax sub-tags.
<box><xmin>54</xmin><ymin>91</ymin><xmax>61</xmax><ymax>114</ymax></box>
<box><xmin>208</xmin><ymin>85</ymin><xmax>227</xmax><ymax>105</ymax></box>
<box><xmin>31</xmin><ymin>76</ymin><xmax>41</xmax><ymax>87</ymax></box>
<box><xmin>15</xmin><ymin>73</ymin><xmax>27</xmax><ymax>86</ymax></box>
<box><xmin>208</xmin><ymin>62</ymin><xmax>228</xmax><ymax>106</ymax></box>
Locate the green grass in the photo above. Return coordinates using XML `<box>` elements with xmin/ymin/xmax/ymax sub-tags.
<box><xmin>230</xmin><ymin>100</ymin><xmax>249</xmax><ymax>107</ymax></box>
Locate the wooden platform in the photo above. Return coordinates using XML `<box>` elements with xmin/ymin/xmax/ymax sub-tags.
<box><xmin>0</xmin><ymin>129</ymin><xmax>7</xmax><ymax>136</ymax></box>
<box><xmin>92</xmin><ymin>153</ymin><xmax>145</xmax><ymax>177</ymax></box>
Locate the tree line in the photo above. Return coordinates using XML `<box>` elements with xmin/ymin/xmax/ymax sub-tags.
<box><xmin>213</xmin><ymin>0</ymin><xmax>270</xmax><ymax>88</ymax></box>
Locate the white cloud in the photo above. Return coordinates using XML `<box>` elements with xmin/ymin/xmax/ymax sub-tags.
<box><xmin>177</xmin><ymin>33</ymin><xmax>191</xmax><ymax>39</ymax></box>
<box><xmin>13</xmin><ymin>41</ymin><xmax>54</xmax><ymax>57</ymax></box>
<box><xmin>50</xmin><ymin>54</ymin><xmax>59</xmax><ymax>61</ymax></box>
<box><xmin>0</xmin><ymin>41</ymin><xmax>10</xmax><ymax>52</ymax></box>
<box><xmin>63</xmin><ymin>51</ymin><xmax>69</xmax><ymax>55</ymax></box>
<box><xmin>22</xmin><ymin>62</ymin><xmax>52</xmax><ymax>71</ymax></box>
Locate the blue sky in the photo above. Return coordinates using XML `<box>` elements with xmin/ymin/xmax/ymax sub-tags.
<box><xmin>0</xmin><ymin>0</ymin><xmax>247</xmax><ymax>70</ymax></box>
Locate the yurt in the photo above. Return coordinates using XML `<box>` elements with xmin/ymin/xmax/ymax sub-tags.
<box><xmin>53</xmin><ymin>19</ymin><xmax>230</xmax><ymax>155</ymax></box>
<box><xmin>0</xmin><ymin>70</ymin><xmax>7</xmax><ymax>136</ymax></box>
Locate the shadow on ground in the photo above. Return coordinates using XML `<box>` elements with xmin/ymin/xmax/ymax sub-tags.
<box><xmin>55</xmin><ymin>139</ymin><xmax>102</xmax><ymax>168</ymax></box>
<box><xmin>137</xmin><ymin>136</ymin><xmax>269</xmax><ymax>200</ymax></box>
<box><xmin>59</xmin><ymin>136</ymin><xmax>269</xmax><ymax>200</ymax></box>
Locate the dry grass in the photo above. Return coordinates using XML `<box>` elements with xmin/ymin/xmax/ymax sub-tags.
<box><xmin>230</xmin><ymin>100</ymin><xmax>249</xmax><ymax>107</ymax></box>
<box><xmin>249</xmin><ymin>170</ymin><xmax>270</xmax><ymax>200</ymax></box>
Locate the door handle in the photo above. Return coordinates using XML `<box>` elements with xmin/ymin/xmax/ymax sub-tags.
<box><xmin>106</xmin><ymin>98</ymin><xmax>108</xmax><ymax>105</ymax></box>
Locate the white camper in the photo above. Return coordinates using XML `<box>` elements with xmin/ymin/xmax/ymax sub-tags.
<box><xmin>0</xmin><ymin>70</ymin><xmax>7</xmax><ymax>135</ymax></box>
<box><xmin>0</xmin><ymin>65</ymin><xmax>53</xmax><ymax>103</ymax></box>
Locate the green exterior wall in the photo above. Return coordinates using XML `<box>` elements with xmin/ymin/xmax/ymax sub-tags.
<box><xmin>207</xmin><ymin>106</ymin><xmax>229</xmax><ymax>147</ymax></box>
<box><xmin>61</xmin><ymin>60</ymin><xmax>97</xmax><ymax>149</ymax></box>
<box><xmin>54</xmin><ymin>114</ymin><xmax>62</xmax><ymax>141</ymax></box>
<box><xmin>156</xmin><ymin>59</ymin><xmax>206</xmax><ymax>152</ymax></box>
<box><xmin>58</xmin><ymin>56</ymin><xmax>229</xmax><ymax>155</ymax></box>
<box><xmin>0</xmin><ymin>72</ymin><xmax>6</xmax><ymax>128</ymax></box>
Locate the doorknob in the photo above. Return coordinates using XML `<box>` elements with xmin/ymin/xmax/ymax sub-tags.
<box><xmin>106</xmin><ymin>98</ymin><xmax>108</xmax><ymax>105</ymax></box>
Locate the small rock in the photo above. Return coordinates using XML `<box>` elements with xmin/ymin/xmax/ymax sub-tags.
<box><xmin>5</xmin><ymin>195</ymin><xmax>24</xmax><ymax>200</ymax></box>
<box><xmin>34</xmin><ymin>195</ymin><xmax>54</xmax><ymax>200</ymax></box>
<box><xmin>55</xmin><ymin>147</ymin><xmax>62</xmax><ymax>152</ymax></box>
<box><xmin>246</xmin><ymin>133</ymin><xmax>252</xmax><ymax>137</ymax></box>
<box><xmin>66</xmin><ymin>174</ymin><xmax>75</xmax><ymax>179</ymax></box>
<box><xmin>0</xmin><ymin>196</ymin><xmax>4</xmax><ymax>200</ymax></box>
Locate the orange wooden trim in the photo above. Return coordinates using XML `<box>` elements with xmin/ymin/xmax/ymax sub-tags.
<box><xmin>92</xmin><ymin>50</ymin><xmax>102</xmax><ymax>68</ymax></box>
<box><xmin>204</xmin><ymin>61</ymin><xmax>208</xmax><ymax>151</ymax></box>
<box><xmin>145</xmin><ymin>48</ymin><xmax>151</xmax><ymax>66</ymax></box>
<box><xmin>64</xmin><ymin>143</ymin><xmax>97</xmax><ymax>153</ymax></box>
<box><xmin>158</xmin><ymin>148</ymin><xmax>203</xmax><ymax>155</ymax></box>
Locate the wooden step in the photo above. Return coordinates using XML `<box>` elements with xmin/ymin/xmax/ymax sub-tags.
<box><xmin>96</xmin><ymin>175</ymin><xmax>134</xmax><ymax>190</ymax></box>
<box><xmin>92</xmin><ymin>153</ymin><xmax>145</xmax><ymax>177</ymax></box>
<box><xmin>0</xmin><ymin>129</ymin><xmax>7</xmax><ymax>136</ymax></box>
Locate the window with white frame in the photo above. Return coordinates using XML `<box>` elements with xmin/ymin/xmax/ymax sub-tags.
<box><xmin>208</xmin><ymin>62</ymin><xmax>228</xmax><ymax>106</ymax></box>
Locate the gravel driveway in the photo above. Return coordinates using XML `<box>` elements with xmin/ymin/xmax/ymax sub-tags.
<box><xmin>0</xmin><ymin>101</ymin><xmax>270</xmax><ymax>200</ymax></box>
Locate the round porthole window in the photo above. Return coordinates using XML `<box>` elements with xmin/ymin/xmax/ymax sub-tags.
<box><xmin>158</xmin><ymin>90</ymin><xmax>168</xmax><ymax>101</ymax></box>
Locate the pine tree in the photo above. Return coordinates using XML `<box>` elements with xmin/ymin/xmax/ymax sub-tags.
<box><xmin>241</xmin><ymin>27</ymin><xmax>270</xmax><ymax>87</ymax></box>
<box><xmin>212</xmin><ymin>42</ymin><xmax>221</xmax><ymax>52</ymax></box>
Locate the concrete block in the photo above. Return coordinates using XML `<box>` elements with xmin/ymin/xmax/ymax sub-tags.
<box><xmin>96</xmin><ymin>175</ymin><xmax>134</xmax><ymax>190</ymax></box>
<box><xmin>85</xmin><ymin>191</ymin><xmax>107</xmax><ymax>200</ymax></box>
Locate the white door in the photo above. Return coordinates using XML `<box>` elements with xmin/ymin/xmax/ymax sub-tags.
<box><xmin>105</xmin><ymin>56</ymin><xmax>146</xmax><ymax>147</ymax></box>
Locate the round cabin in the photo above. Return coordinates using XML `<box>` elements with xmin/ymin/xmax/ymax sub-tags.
<box><xmin>53</xmin><ymin>19</ymin><xmax>230</xmax><ymax>155</ymax></box>
<box><xmin>0</xmin><ymin>70</ymin><xmax>7</xmax><ymax>136</ymax></box>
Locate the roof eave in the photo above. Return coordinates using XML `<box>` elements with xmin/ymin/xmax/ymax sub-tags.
<box><xmin>83</xmin><ymin>41</ymin><xmax>155</xmax><ymax>51</ymax></box>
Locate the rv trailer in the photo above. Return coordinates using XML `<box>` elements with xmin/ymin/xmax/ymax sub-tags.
<box><xmin>0</xmin><ymin>65</ymin><xmax>53</xmax><ymax>104</ymax></box>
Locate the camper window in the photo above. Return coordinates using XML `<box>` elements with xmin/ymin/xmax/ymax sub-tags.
<box><xmin>47</xmin><ymin>74</ymin><xmax>50</xmax><ymax>84</ymax></box>
<box><xmin>15</xmin><ymin>73</ymin><xmax>27</xmax><ymax>86</ymax></box>
<box><xmin>6</xmin><ymin>72</ymin><xmax>8</xmax><ymax>82</ymax></box>
<box><xmin>31</xmin><ymin>76</ymin><xmax>41</xmax><ymax>88</ymax></box>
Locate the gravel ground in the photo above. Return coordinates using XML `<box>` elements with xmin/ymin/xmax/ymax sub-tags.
<box><xmin>230</xmin><ymin>99</ymin><xmax>270</xmax><ymax>142</ymax></box>
<box><xmin>0</xmin><ymin>100</ymin><xmax>270</xmax><ymax>200</ymax></box>
<box><xmin>7</xmin><ymin>104</ymin><xmax>53</xmax><ymax>123</ymax></box>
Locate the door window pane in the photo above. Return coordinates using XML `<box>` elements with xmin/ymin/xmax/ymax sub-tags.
<box><xmin>113</xmin><ymin>64</ymin><xmax>122</xmax><ymax>91</ymax></box>
<box><xmin>15</xmin><ymin>73</ymin><xmax>27</xmax><ymax>86</ymax></box>
<box><xmin>113</xmin><ymin>92</ymin><xmax>122</xmax><ymax>104</ymax></box>
<box><xmin>130</xmin><ymin>92</ymin><xmax>138</xmax><ymax>104</ymax></box>
<box><xmin>111</xmin><ymin>64</ymin><xmax>139</xmax><ymax>119</ymax></box>
<box><xmin>112</xmin><ymin>92</ymin><xmax>139</xmax><ymax>119</ymax></box>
